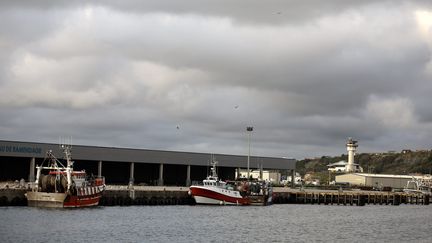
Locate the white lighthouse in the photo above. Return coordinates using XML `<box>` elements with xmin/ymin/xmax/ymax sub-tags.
<box><xmin>346</xmin><ymin>137</ymin><xmax>358</xmax><ymax>173</ymax></box>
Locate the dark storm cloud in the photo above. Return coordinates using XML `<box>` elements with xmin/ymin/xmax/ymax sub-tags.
<box><xmin>1</xmin><ymin>1</ymin><xmax>432</xmax><ymax>158</ymax></box>
<box><xmin>0</xmin><ymin>0</ymin><xmax>378</xmax><ymax>23</ymax></box>
<box><xmin>4</xmin><ymin>0</ymin><xmax>432</xmax><ymax>25</ymax></box>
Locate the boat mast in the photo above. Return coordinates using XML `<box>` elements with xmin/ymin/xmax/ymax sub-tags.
<box><xmin>34</xmin><ymin>165</ymin><xmax>42</xmax><ymax>192</ymax></box>
<box><xmin>210</xmin><ymin>155</ymin><xmax>218</xmax><ymax>179</ymax></box>
<box><xmin>61</xmin><ymin>144</ymin><xmax>73</xmax><ymax>192</ymax></box>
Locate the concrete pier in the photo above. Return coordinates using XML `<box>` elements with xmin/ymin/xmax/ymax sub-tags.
<box><xmin>29</xmin><ymin>157</ymin><xmax>35</xmax><ymax>182</ymax></box>
<box><xmin>158</xmin><ymin>163</ymin><xmax>164</xmax><ymax>186</ymax></box>
<box><xmin>186</xmin><ymin>165</ymin><xmax>191</xmax><ymax>187</ymax></box>
<box><xmin>0</xmin><ymin>188</ymin><xmax>27</xmax><ymax>206</ymax></box>
<box><xmin>129</xmin><ymin>162</ymin><xmax>135</xmax><ymax>185</ymax></box>
<box><xmin>100</xmin><ymin>186</ymin><xmax>193</xmax><ymax>206</ymax></box>
<box><xmin>0</xmin><ymin>185</ymin><xmax>430</xmax><ymax>206</ymax></box>
<box><xmin>98</xmin><ymin>161</ymin><xmax>102</xmax><ymax>177</ymax></box>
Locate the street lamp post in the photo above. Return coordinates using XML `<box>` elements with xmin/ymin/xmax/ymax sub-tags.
<box><xmin>246</xmin><ymin>126</ymin><xmax>253</xmax><ymax>179</ymax></box>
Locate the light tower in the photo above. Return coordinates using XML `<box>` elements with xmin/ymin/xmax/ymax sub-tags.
<box><xmin>246</xmin><ymin>126</ymin><xmax>253</xmax><ymax>179</ymax></box>
<box><xmin>346</xmin><ymin>137</ymin><xmax>358</xmax><ymax>173</ymax></box>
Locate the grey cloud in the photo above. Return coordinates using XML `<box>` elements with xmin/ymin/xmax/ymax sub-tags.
<box><xmin>4</xmin><ymin>1</ymin><xmax>431</xmax><ymax>25</ymax></box>
<box><xmin>1</xmin><ymin>1</ymin><xmax>432</xmax><ymax>158</ymax></box>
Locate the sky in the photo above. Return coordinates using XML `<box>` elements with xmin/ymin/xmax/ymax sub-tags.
<box><xmin>1</xmin><ymin>0</ymin><xmax>432</xmax><ymax>159</ymax></box>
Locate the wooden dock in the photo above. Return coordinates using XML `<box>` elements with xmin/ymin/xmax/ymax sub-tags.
<box><xmin>272</xmin><ymin>189</ymin><xmax>430</xmax><ymax>206</ymax></box>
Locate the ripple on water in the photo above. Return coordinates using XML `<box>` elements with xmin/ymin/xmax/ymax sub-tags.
<box><xmin>0</xmin><ymin>205</ymin><xmax>431</xmax><ymax>243</ymax></box>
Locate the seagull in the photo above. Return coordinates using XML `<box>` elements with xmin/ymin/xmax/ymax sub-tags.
<box><xmin>234</xmin><ymin>105</ymin><xmax>239</xmax><ymax>109</ymax></box>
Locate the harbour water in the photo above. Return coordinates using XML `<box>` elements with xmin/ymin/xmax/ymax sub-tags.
<box><xmin>1</xmin><ymin>205</ymin><xmax>431</xmax><ymax>242</ymax></box>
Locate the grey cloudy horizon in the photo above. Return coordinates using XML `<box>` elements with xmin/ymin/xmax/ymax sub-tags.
<box><xmin>1</xmin><ymin>1</ymin><xmax>432</xmax><ymax>159</ymax></box>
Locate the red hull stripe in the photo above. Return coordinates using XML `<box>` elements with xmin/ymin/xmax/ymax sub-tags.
<box><xmin>190</xmin><ymin>187</ymin><xmax>249</xmax><ymax>205</ymax></box>
<box><xmin>63</xmin><ymin>193</ymin><xmax>102</xmax><ymax>207</ymax></box>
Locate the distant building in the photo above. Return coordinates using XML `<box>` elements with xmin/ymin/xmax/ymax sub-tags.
<box><xmin>327</xmin><ymin>160</ymin><xmax>363</xmax><ymax>173</ymax></box>
<box><xmin>236</xmin><ymin>169</ymin><xmax>281</xmax><ymax>183</ymax></box>
<box><xmin>307</xmin><ymin>179</ymin><xmax>320</xmax><ymax>186</ymax></box>
<box><xmin>335</xmin><ymin>173</ymin><xmax>432</xmax><ymax>189</ymax></box>
<box><xmin>284</xmin><ymin>172</ymin><xmax>303</xmax><ymax>185</ymax></box>
<box><xmin>401</xmin><ymin>149</ymin><xmax>412</xmax><ymax>154</ymax></box>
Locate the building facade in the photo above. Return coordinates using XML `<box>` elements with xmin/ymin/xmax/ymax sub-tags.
<box><xmin>0</xmin><ymin>140</ymin><xmax>296</xmax><ymax>186</ymax></box>
<box><xmin>327</xmin><ymin>160</ymin><xmax>363</xmax><ymax>173</ymax></box>
<box><xmin>236</xmin><ymin>169</ymin><xmax>282</xmax><ymax>183</ymax></box>
<box><xmin>336</xmin><ymin>173</ymin><xmax>415</xmax><ymax>189</ymax></box>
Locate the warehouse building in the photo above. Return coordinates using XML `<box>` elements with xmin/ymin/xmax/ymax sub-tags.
<box><xmin>336</xmin><ymin>173</ymin><xmax>415</xmax><ymax>189</ymax></box>
<box><xmin>0</xmin><ymin>140</ymin><xmax>295</xmax><ymax>186</ymax></box>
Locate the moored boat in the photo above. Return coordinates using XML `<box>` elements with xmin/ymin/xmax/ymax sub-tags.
<box><xmin>188</xmin><ymin>157</ymin><xmax>272</xmax><ymax>206</ymax></box>
<box><xmin>403</xmin><ymin>177</ymin><xmax>431</xmax><ymax>195</ymax></box>
<box><xmin>25</xmin><ymin>144</ymin><xmax>105</xmax><ymax>208</ymax></box>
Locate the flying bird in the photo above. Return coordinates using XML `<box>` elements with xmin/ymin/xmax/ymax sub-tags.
<box><xmin>234</xmin><ymin>105</ymin><xmax>239</xmax><ymax>109</ymax></box>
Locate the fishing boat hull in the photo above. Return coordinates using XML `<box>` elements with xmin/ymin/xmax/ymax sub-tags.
<box><xmin>25</xmin><ymin>192</ymin><xmax>67</xmax><ymax>208</ymax></box>
<box><xmin>63</xmin><ymin>194</ymin><xmax>102</xmax><ymax>208</ymax></box>
<box><xmin>188</xmin><ymin>156</ymin><xmax>271</xmax><ymax>206</ymax></box>
<box><xmin>26</xmin><ymin>187</ymin><xmax>104</xmax><ymax>208</ymax></box>
<box><xmin>189</xmin><ymin>185</ymin><xmax>249</xmax><ymax>205</ymax></box>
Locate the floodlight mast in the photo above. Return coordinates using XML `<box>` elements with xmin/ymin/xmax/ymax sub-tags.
<box><xmin>246</xmin><ymin>126</ymin><xmax>253</xmax><ymax>179</ymax></box>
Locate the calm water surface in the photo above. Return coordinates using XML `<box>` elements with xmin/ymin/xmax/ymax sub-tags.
<box><xmin>1</xmin><ymin>205</ymin><xmax>431</xmax><ymax>242</ymax></box>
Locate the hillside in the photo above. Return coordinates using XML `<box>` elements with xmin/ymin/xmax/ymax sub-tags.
<box><xmin>296</xmin><ymin>150</ymin><xmax>432</xmax><ymax>184</ymax></box>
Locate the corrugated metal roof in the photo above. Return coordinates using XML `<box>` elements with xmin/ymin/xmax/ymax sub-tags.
<box><xmin>0</xmin><ymin>140</ymin><xmax>295</xmax><ymax>170</ymax></box>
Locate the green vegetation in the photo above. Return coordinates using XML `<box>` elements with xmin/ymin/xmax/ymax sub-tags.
<box><xmin>297</xmin><ymin>150</ymin><xmax>432</xmax><ymax>184</ymax></box>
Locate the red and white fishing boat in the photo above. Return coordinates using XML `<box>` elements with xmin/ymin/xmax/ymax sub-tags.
<box><xmin>25</xmin><ymin>144</ymin><xmax>105</xmax><ymax>208</ymax></box>
<box><xmin>189</xmin><ymin>157</ymin><xmax>272</xmax><ymax>206</ymax></box>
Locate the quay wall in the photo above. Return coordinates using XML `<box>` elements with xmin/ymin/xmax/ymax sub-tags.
<box><xmin>0</xmin><ymin>187</ymin><xmax>430</xmax><ymax>206</ymax></box>
<box><xmin>0</xmin><ymin>188</ymin><xmax>27</xmax><ymax>206</ymax></box>
<box><xmin>100</xmin><ymin>186</ymin><xmax>194</xmax><ymax>206</ymax></box>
